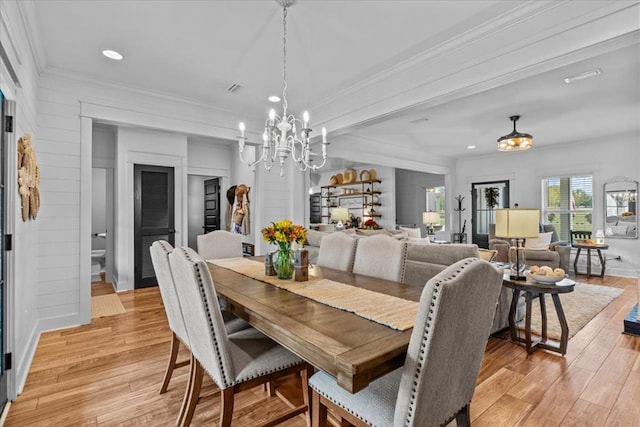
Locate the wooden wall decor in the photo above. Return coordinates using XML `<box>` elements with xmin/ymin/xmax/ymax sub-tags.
<box><xmin>18</xmin><ymin>134</ymin><xmax>40</xmax><ymax>221</ymax></box>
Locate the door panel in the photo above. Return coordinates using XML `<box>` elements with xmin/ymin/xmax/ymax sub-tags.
<box><xmin>471</xmin><ymin>180</ymin><xmax>510</xmax><ymax>249</ymax></box>
<box><xmin>310</xmin><ymin>193</ymin><xmax>321</xmax><ymax>224</ymax></box>
<box><xmin>203</xmin><ymin>178</ymin><xmax>220</xmax><ymax>233</ymax></box>
<box><xmin>134</xmin><ymin>165</ymin><xmax>174</xmax><ymax>288</ymax></box>
<box><xmin>0</xmin><ymin>90</ymin><xmax>8</xmax><ymax>409</ymax></box>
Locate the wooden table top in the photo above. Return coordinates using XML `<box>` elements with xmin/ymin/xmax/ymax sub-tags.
<box><xmin>207</xmin><ymin>260</ymin><xmax>424</xmax><ymax>393</ymax></box>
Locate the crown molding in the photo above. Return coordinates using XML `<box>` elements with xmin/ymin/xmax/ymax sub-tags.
<box><xmin>16</xmin><ymin>0</ymin><xmax>46</xmax><ymax>74</ymax></box>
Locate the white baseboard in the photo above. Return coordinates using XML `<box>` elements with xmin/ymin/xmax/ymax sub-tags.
<box><xmin>16</xmin><ymin>324</ymin><xmax>39</xmax><ymax>396</ymax></box>
<box><xmin>0</xmin><ymin>401</ymin><xmax>11</xmax><ymax>425</ymax></box>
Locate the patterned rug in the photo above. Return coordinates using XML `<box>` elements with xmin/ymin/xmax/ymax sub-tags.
<box><xmin>91</xmin><ymin>294</ymin><xmax>126</xmax><ymax>318</ymax></box>
<box><xmin>518</xmin><ymin>282</ymin><xmax>623</xmax><ymax>340</ymax></box>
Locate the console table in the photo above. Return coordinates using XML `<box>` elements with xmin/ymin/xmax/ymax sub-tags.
<box><xmin>573</xmin><ymin>243</ymin><xmax>609</xmax><ymax>278</ymax></box>
<box><xmin>502</xmin><ymin>277</ymin><xmax>575</xmax><ymax>355</ymax></box>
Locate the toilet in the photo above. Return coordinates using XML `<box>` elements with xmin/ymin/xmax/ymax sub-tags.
<box><xmin>91</xmin><ymin>249</ymin><xmax>106</xmax><ymax>282</ymax></box>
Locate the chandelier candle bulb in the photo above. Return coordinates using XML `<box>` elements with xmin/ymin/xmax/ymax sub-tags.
<box><xmin>322</xmin><ymin>127</ymin><xmax>327</xmax><ymax>143</ymax></box>
<box><xmin>239</xmin><ymin>122</ymin><xmax>245</xmax><ymax>137</ymax></box>
<box><xmin>303</xmin><ymin>111</ymin><xmax>309</xmax><ymax>128</ymax></box>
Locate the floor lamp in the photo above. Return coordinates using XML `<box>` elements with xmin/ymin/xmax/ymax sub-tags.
<box><xmin>495</xmin><ymin>208</ymin><xmax>539</xmax><ymax>280</ymax></box>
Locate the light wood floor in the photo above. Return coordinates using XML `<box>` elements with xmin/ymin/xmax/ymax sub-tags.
<box><xmin>6</xmin><ymin>275</ymin><xmax>639</xmax><ymax>426</ymax></box>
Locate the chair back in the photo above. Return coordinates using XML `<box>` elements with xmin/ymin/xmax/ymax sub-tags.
<box><xmin>570</xmin><ymin>230</ymin><xmax>592</xmax><ymax>246</ymax></box>
<box><xmin>352</xmin><ymin>234</ymin><xmax>407</xmax><ymax>282</ymax></box>
<box><xmin>149</xmin><ymin>240</ymin><xmax>189</xmax><ymax>346</ymax></box>
<box><xmin>316</xmin><ymin>232</ymin><xmax>358</xmax><ymax>272</ymax></box>
<box><xmin>197</xmin><ymin>230</ymin><xmax>243</xmax><ymax>260</ymax></box>
<box><xmin>394</xmin><ymin>258</ymin><xmax>503</xmax><ymax>427</ymax></box>
<box><xmin>168</xmin><ymin>246</ymin><xmax>235</xmax><ymax>388</ymax></box>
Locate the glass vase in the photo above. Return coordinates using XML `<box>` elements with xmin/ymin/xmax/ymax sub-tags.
<box><xmin>274</xmin><ymin>246</ymin><xmax>294</xmax><ymax>280</ymax></box>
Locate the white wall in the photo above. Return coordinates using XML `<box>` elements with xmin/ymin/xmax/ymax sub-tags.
<box><xmin>1</xmin><ymin>0</ymin><xmax>43</xmax><ymax>397</ymax></box>
<box><xmin>114</xmin><ymin>127</ymin><xmax>188</xmax><ymax>291</ymax></box>
<box><xmin>455</xmin><ymin>134</ymin><xmax>640</xmax><ymax>277</ymax></box>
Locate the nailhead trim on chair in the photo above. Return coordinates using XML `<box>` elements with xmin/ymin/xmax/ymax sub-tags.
<box><xmin>403</xmin><ymin>257</ymin><xmax>477</xmax><ymax>427</ymax></box>
<box><xmin>398</xmin><ymin>241</ymin><xmax>409</xmax><ymax>283</ymax></box>
<box><xmin>311</xmin><ymin>385</ymin><xmax>380</xmax><ymax>427</ymax></box>
<box><xmin>180</xmin><ymin>247</ymin><xmax>233</xmax><ymax>387</ymax></box>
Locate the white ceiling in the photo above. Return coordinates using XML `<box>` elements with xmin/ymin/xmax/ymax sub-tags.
<box><xmin>31</xmin><ymin>0</ymin><xmax>640</xmax><ymax>164</ymax></box>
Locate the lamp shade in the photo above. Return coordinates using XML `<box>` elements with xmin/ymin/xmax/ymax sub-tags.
<box><xmin>494</xmin><ymin>208</ymin><xmax>539</xmax><ymax>238</ymax></box>
<box><xmin>422</xmin><ymin>211</ymin><xmax>440</xmax><ymax>225</ymax></box>
<box><xmin>331</xmin><ymin>207</ymin><xmax>349</xmax><ymax>222</ymax></box>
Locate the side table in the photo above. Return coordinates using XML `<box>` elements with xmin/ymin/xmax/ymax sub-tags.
<box><xmin>502</xmin><ymin>276</ymin><xmax>575</xmax><ymax>355</ymax></box>
<box><xmin>573</xmin><ymin>243</ymin><xmax>609</xmax><ymax>278</ymax></box>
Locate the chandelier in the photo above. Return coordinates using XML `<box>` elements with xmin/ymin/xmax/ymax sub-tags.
<box><xmin>238</xmin><ymin>0</ymin><xmax>328</xmax><ymax>177</ymax></box>
<box><xmin>497</xmin><ymin>115</ymin><xmax>533</xmax><ymax>152</ymax></box>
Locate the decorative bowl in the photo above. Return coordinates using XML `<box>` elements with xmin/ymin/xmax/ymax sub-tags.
<box><xmin>526</xmin><ymin>272</ymin><xmax>568</xmax><ymax>284</ymax></box>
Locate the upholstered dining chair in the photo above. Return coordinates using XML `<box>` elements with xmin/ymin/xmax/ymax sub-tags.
<box><xmin>316</xmin><ymin>231</ymin><xmax>359</xmax><ymax>271</ymax></box>
<box><xmin>149</xmin><ymin>241</ymin><xmax>249</xmax><ymax>425</ymax></box>
<box><xmin>168</xmin><ymin>246</ymin><xmax>313</xmax><ymax>427</ymax></box>
<box><xmin>352</xmin><ymin>234</ymin><xmax>407</xmax><ymax>282</ymax></box>
<box><xmin>196</xmin><ymin>230</ymin><xmax>243</xmax><ymax>260</ymax></box>
<box><xmin>309</xmin><ymin>257</ymin><xmax>504</xmax><ymax>427</ymax></box>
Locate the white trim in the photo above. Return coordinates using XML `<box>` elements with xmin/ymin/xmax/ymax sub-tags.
<box><xmin>1</xmin><ymin>97</ymin><xmax>17</xmax><ymax>400</ymax></box>
<box><xmin>188</xmin><ymin>166</ymin><xmax>228</xmax><ymax>178</ymax></box>
<box><xmin>79</xmin><ymin>117</ymin><xmax>92</xmax><ymax>324</ymax></box>
<box><xmin>15</xmin><ymin>325</ymin><xmax>38</xmax><ymax>396</ymax></box>
<box><xmin>80</xmin><ymin>101</ymin><xmax>237</xmax><ymax>142</ymax></box>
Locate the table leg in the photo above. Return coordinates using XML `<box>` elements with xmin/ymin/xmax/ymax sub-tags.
<box><xmin>525</xmin><ymin>293</ymin><xmax>534</xmax><ymax>354</ymax></box>
<box><xmin>586</xmin><ymin>248</ymin><xmax>592</xmax><ymax>278</ymax></box>
<box><xmin>574</xmin><ymin>248</ymin><xmax>581</xmax><ymax>275</ymax></box>
<box><xmin>551</xmin><ymin>294</ymin><xmax>569</xmax><ymax>355</ymax></box>
<box><xmin>539</xmin><ymin>293</ymin><xmax>547</xmax><ymax>343</ymax></box>
<box><xmin>597</xmin><ymin>249</ymin><xmax>606</xmax><ymax>277</ymax></box>
<box><xmin>508</xmin><ymin>289</ymin><xmax>520</xmax><ymax>343</ymax></box>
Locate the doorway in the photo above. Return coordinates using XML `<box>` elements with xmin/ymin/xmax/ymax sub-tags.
<box><xmin>134</xmin><ymin>164</ymin><xmax>175</xmax><ymax>288</ymax></box>
<box><xmin>187</xmin><ymin>175</ymin><xmax>219</xmax><ymax>249</ymax></box>
<box><xmin>471</xmin><ymin>180</ymin><xmax>510</xmax><ymax>248</ymax></box>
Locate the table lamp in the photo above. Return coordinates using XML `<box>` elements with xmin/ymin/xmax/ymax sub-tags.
<box><xmin>495</xmin><ymin>208</ymin><xmax>539</xmax><ymax>280</ymax></box>
<box><xmin>331</xmin><ymin>208</ymin><xmax>349</xmax><ymax>232</ymax></box>
<box><xmin>423</xmin><ymin>211</ymin><xmax>440</xmax><ymax>235</ymax></box>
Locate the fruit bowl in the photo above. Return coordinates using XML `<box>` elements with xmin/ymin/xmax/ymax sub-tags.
<box><xmin>526</xmin><ymin>272</ymin><xmax>568</xmax><ymax>284</ymax></box>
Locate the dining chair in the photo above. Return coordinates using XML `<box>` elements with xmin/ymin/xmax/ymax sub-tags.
<box><xmin>168</xmin><ymin>246</ymin><xmax>313</xmax><ymax>427</ymax></box>
<box><xmin>352</xmin><ymin>234</ymin><xmax>407</xmax><ymax>282</ymax></box>
<box><xmin>197</xmin><ymin>229</ymin><xmax>243</xmax><ymax>260</ymax></box>
<box><xmin>309</xmin><ymin>257</ymin><xmax>504</xmax><ymax>427</ymax></box>
<box><xmin>149</xmin><ymin>241</ymin><xmax>250</xmax><ymax>425</ymax></box>
<box><xmin>316</xmin><ymin>231</ymin><xmax>359</xmax><ymax>271</ymax></box>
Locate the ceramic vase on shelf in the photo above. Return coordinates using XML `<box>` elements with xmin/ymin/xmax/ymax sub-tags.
<box><xmin>274</xmin><ymin>244</ymin><xmax>295</xmax><ymax>279</ymax></box>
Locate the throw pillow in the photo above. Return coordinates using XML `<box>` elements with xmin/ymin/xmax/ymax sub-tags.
<box><xmin>356</xmin><ymin>229</ymin><xmax>392</xmax><ymax>237</ymax></box>
<box><xmin>524</xmin><ymin>231</ymin><xmax>553</xmax><ymax>250</ymax></box>
<box><xmin>399</xmin><ymin>227</ymin><xmax>422</xmax><ymax>239</ymax></box>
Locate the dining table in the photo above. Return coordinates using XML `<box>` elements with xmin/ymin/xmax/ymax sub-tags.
<box><xmin>207</xmin><ymin>258</ymin><xmax>423</xmax><ymax>393</ymax></box>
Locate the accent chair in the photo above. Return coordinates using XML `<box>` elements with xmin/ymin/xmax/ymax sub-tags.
<box><xmin>168</xmin><ymin>246</ymin><xmax>312</xmax><ymax>427</ymax></box>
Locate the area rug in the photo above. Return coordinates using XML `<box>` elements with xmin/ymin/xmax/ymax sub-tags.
<box><xmin>518</xmin><ymin>282</ymin><xmax>623</xmax><ymax>340</ymax></box>
<box><xmin>91</xmin><ymin>294</ymin><xmax>126</xmax><ymax>318</ymax></box>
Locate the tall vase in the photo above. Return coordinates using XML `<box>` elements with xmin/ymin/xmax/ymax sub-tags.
<box><xmin>274</xmin><ymin>245</ymin><xmax>294</xmax><ymax>279</ymax></box>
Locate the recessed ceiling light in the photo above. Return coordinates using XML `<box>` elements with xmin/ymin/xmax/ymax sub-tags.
<box><xmin>563</xmin><ymin>68</ymin><xmax>601</xmax><ymax>84</ymax></box>
<box><xmin>102</xmin><ymin>49</ymin><xmax>123</xmax><ymax>60</ymax></box>
<box><xmin>268</xmin><ymin>95</ymin><xmax>281</xmax><ymax>103</ymax></box>
<box><xmin>467</xmin><ymin>145</ymin><xmax>476</xmax><ymax>150</ymax></box>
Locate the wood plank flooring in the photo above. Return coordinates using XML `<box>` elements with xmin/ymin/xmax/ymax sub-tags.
<box><xmin>6</xmin><ymin>275</ymin><xmax>639</xmax><ymax>426</ymax></box>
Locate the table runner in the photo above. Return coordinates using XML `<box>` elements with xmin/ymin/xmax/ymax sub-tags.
<box><xmin>210</xmin><ymin>257</ymin><xmax>418</xmax><ymax>331</ymax></box>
